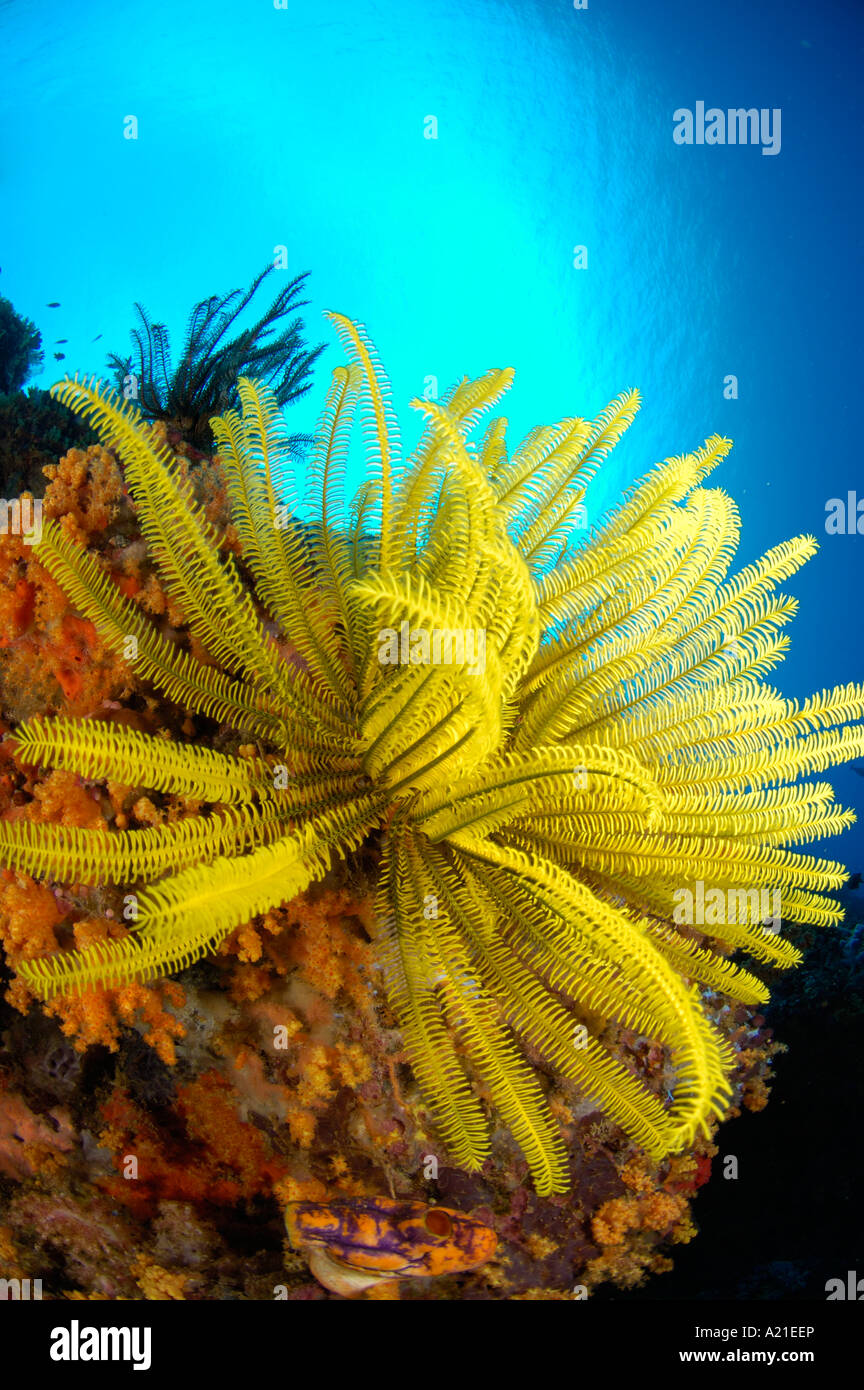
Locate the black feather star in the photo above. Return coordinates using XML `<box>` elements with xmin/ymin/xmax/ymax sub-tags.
<box><xmin>106</xmin><ymin>264</ymin><xmax>326</xmax><ymax>447</ymax></box>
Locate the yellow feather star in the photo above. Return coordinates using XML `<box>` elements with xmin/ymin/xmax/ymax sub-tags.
<box><xmin>3</xmin><ymin>312</ymin><xmax>862</xmax><ymax>1195</ymax></box>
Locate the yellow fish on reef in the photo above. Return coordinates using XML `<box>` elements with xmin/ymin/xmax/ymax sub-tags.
<box><xmin>285</xmin><ymin>1197</ymin><xmax>498</xmax><ymax>1297</ymax></box>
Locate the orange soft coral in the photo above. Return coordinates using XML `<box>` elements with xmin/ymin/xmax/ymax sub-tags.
<box><xmin>0</xmin><ymin>870</ymin><xmax>65</xmax><ymax>962</ymax></box>
<box><xmin>223</xmin><ymin>889</ymin><xmax>376</xmax><ymax>1013</ymax></box>
<box><xmin>97</xmin><ymin>1072</ymin><xmax>290</xmax><ymax>1215</ymax></box>
<box><xmin>178</xmin><ymin>1071</ymin><xmax>287</xmax><ymax>1193</ymax></box>
<box><xmin>130</xmin><ymin>1256</ymin><xmax>188</xmax><ymax>1301</ymax></box>
<box><xmin>0</xmin><ymin>756</ymin><xmax>186</xmax><ymax>1059</ymax></box>
<box><xmin>43</xmin><ymin>920</ymin><xmax>186</xmax><ymax>1062</ymax></box>
<box><xmin>42</xmin><ymin>444</ymin><xmax>124</xmax><ymax>539</ymax></box>
<box><xmin>0</xmin><ymin>874</ymin><xmax>185</xmax><ymax>1062</ymax></box>
<box><xmin>0</xmin><ymin>535</ymin><xmax>131</xmax><ymax>719</ymax></box>
<box><xmin>26</xmin><ymin>767</ymin><xmax>104</xmax><ymax>829</ymax></box>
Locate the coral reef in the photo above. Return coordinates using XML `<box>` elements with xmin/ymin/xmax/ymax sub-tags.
<box><xmin>0</xmin><ymin>390</ymin><xmax>97</xmax><ymax>498</ymax></box>
<box><xmin>0</xmin><ymin>296</ymin><xmax>43</xmax><ymax>396</ymax></box>
<box><xmin>0</xmin><ymin>857</ymin><xmax>783</xmax><ymax>1299</ymax></box>
<box><xmin>2</xmin><ymin>319</ymin><xmax>862</xmax><ymax>1200</ymax></box>
<box><xmin>0</xmin><ymin>319</ymin><xmax>856</xmax><ymax>1297</ymax></box>
<box><xmin>765</xmin><ymin>877</ymin><xmax>864</xmax><ymax>1023</ymax></box>
<box><xmin>0</xmin><ymin>294</ymin><xmax>96</xmax><ymax>497</ymax></box>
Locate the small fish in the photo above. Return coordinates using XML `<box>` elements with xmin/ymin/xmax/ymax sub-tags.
<box><xmin>53</xmin><ymin>352</ymin><xmax>65</xmax><ymax>361</ymax></box>
<box><xmin>46</xmin><ymin>301</ymin><xmax>60</xmax><ymax>308</ymax></box>
<box><xmin>91</xmin><ymin>333</ymin><xmax>103</xmax><ymax>342</ymax></box>
<box><xmin>285</xmin><ymin>1196</ymin><xmax>497</xmax><ymax>1297</ymax></box>
<box><xmin>55</xmin><ymin>338</ymin><xmax>68</xmax><ymax>344</ymax></box>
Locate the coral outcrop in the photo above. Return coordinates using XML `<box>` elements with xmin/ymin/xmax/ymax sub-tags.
<box><xmin>0</xmin><ymin>321</ymin><xmax>855</xmax><ymax>1297</ymax></box>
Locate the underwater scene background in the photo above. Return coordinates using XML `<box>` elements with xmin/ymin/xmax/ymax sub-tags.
<box><xmin>0</xmin><ymin>0</ymin><xmax>862</xmax><ymax>1318</ymax></box>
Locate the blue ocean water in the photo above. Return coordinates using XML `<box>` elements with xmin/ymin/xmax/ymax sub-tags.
<box><xmin>1</xmin><ymin>0</ymin><xmax>862</xmax><ymax>858</ymax></box>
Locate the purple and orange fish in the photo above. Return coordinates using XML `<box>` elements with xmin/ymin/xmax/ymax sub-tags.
<box><xmin>285</xmin><ymin>1196</ymin><xmax>497</xmax><ymax>1296</ymax></box>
